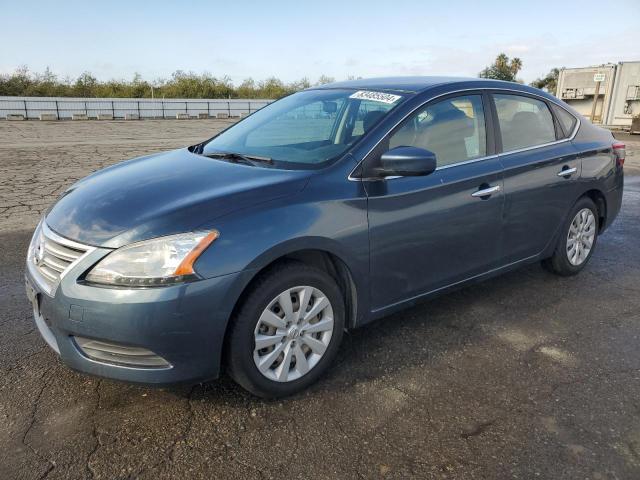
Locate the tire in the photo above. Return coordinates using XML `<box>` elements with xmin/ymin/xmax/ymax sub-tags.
<box><xmin>542</xmin><ymin>196</ymin><xmax>599</xmax><ymax>276</ymax></box>
<box><xmin>225</xmin><ymin>261</ymin><xmax>345</xmax><ymax>398</ymax></box>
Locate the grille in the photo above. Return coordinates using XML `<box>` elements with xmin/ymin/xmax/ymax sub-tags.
<box><xmin>28</xmin><ymin>221</ymin><xmax>92</xmax><ymax>295</ymax></box>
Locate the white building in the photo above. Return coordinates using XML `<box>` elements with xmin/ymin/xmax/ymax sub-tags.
<box><xmin>556</xmin><ymin>61</ymin><xmax>640</xmax><ymax>128</ymax></box>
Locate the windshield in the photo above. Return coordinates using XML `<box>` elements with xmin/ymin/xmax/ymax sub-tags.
<box><xmin>201</xmin><ymin>89</ymin><xmax>405</xmax><ymax>167</ymax></box>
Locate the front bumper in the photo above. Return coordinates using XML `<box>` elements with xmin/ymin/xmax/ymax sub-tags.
<box><xmin>25</xmin><ymin>243</ymin><xmax>252</xmax><ymax>385</ymax></box>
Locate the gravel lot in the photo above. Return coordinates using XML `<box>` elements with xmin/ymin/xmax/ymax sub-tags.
<box><xmin>1</xmin><ymin>120</ymin><xmax>639</xmax><ymax>480</ymax></box>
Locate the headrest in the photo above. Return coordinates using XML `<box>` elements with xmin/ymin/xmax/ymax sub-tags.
<box><xmin>363</xmin><ymin>110</ymin><xmax>386</xmax><ymax>133</ymax></box>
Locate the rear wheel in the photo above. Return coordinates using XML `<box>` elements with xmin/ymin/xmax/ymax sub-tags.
<box><xmin>542</xmin><ymin>196</ymin><xmax>599</xmax><ymax>276</ymax></box>
<box><xmin>225</xmin><ymin>261</ymin><xmax>344</xmax><ymax>398</ymax></box>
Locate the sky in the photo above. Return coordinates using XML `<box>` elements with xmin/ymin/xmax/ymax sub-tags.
<box><xmin>1</xmin><ymin>0</ymin><xmax>639</xmax><ymax>85</ymax></box>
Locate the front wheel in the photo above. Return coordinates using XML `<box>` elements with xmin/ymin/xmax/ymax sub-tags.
<box><xmin>542</xmin><ymin>196</ymin><xmax>599</xmax><ymax>276</ymax></box>
<box><xmin>225</xmin><ymin>262</ymin><xmax>344</xmax><ymax>398</ymax></box>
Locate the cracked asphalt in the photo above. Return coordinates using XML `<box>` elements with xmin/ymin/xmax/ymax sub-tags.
<box><xmin>1</xmin><ymin>121</ymin><xmax>639</xmax><ymax>479</ymax></box>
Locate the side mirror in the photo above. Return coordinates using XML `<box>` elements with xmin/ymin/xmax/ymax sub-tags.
<box><xmin>377</xmin><ymin>146</ymin><xmax>437</xmax><ymax>177</ymax></box>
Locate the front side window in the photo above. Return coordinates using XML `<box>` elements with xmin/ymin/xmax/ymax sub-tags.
<box><xmin>494</xmin><ymin>94</ymin><xmax>556</xmax><ymax>151</ymax></box>
<box><xmin>202</xmin><ymin>89</ymin><xmax>404</xmax><ymax>166</ymax></box>
<box><xmin>389</xmin><ymin>95</ymin><xmax>487</xmax><ymax>167</ymax></box>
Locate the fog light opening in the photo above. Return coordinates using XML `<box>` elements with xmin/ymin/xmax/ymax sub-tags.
<box><xmin>73</xmin><ymin>336</ymin><xmax>171</xmax><ymax>369</ymax></box>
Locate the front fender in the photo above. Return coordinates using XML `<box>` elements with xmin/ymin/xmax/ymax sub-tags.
<box><xmin>243</xmin><ymin>235</ymin><xmax>358</xmax><ymax>272</ymax></box>
<box><xmin>192</xmin><ymin>184</ymin><xmax>371</xmax><ymax>324</ymax></box>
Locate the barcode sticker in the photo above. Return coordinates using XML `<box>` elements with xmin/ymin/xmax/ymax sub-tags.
<box><xmin>349</xmin><ymin>90</ymin><xmax>402</xmax><ymax>104</ymax></box>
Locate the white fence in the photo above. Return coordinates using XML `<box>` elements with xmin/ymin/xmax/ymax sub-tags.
<box><xmin>0</xmin><ymin>96</ymin><xmax>274</xmax><ymax>120</ymax></box>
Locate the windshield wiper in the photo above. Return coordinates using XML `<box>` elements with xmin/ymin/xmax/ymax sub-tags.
<box><xmin>204</xmin><ymin>151</ymin><xmax>273</xmax><ymax>166</ymax></box>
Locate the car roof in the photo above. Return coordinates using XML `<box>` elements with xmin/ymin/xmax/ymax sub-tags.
<box><xmin>312</xmin><ymin>76</ymin><xmax>546</xmax><ymax>96</ymax></box>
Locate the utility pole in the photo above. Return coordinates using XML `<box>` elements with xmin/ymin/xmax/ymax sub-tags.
<box><xmin>591</xmin><ymin>73</ymin><xmax>606</xmax><ymax>123</ymax></box>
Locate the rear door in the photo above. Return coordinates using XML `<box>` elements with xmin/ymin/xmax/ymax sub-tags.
<box><xmin>365</xmin><ymin>92</ymin><xmax>505</xmax><ymax>311</ymax></box>
<box><xmin>491</xmin><ymin>92</ymin><xmax>581</xmax><ymax>263</ymax></box>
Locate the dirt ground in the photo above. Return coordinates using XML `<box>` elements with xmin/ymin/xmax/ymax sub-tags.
<box><xmin>1</xmin><ymin>120</ymin><xmax>639</xmax><ymax>480</ymax></box>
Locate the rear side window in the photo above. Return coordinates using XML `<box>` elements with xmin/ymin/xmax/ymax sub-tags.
<box><xmin>389</xmin><ymin>94</ymin><xmax>487</xmax><ymax>167</ymax></box>
<box><xmin>551</xmin><ymin>103</ymin><xmax>578</xmax><ymax>138</ymax></box>
<box><xmin>493</xmin><ymin>94</ymin><xmax>556</xmax><ymax>151</ymax></box>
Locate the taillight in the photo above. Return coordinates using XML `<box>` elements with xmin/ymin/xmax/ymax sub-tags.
<box><xmin>613</xmin><ymin>142</ymin><xmax>625</xmax><ymax>167</ymax></box>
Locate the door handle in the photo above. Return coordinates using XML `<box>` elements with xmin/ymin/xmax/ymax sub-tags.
<box><xmin>471</xmin><ymin>185</ymin><xmax>501</xmax><ymax>198</ymax></box>
<box><xmin>557</xmin><ymin>167</ymin><xmax>577</xmax><ymax>177</ymax></box>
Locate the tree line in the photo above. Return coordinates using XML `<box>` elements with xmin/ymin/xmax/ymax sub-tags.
<box><xmin>0</xmin><ymin>56</ymin><xmax>560</xmax><ymax>99</ymax></box>
<box><xmin>0</xmin><ymin>66</ymin><xmax>336</xmax><ymax>99</ymax></box>
<box><xmin>479</xmin><ymin>53</ymin><xmax>559</xmax><ymax>94</ymax></box>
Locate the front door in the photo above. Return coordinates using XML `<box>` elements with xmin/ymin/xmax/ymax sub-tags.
<box><xmin>364</xmin><ymin>93</ymin><xmax>505</xmax><ymax>312</ymax></box>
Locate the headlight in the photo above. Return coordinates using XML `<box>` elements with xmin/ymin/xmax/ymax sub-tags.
<box><xmin>85</xmin><ymin>231</ymin><xmax>219</xmax><ymax>287</ymax></box>
<box><xmin>27</xmin><ymin>219</ymin><xmax>44</xmax><ymax>265</ymax></box>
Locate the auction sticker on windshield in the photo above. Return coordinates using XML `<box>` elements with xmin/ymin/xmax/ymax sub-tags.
<box><xmin>349</xmin><ymin>90</ymin><xmax>402</xmax><ymax>104</ymax></box>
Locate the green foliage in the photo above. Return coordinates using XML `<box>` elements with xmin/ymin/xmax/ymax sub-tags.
<box><xmin>530</xmin><ymin>68</ymin><xmax>560</xmax><ymax>95</ymax></box>
<box><xmin>479</xmin><ymin>53</ymin><xmax>523</xmax><ymax>82</ymax></box>
<box><xmin>0</xmin><ymin>66</ymin><xmax>327</xmax><ymax>99</ymax></box>
<box><xmin>315</xmin><ymin>75</ymin><xmax>335</xmax><ymax>85</ymax></box>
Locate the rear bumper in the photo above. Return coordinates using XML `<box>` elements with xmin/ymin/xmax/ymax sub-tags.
<box><xmin>25</xmin><ymin>250</ymin><xmax>253</xmax><ymax>385</ymax></box>
<box><xmin>602</xmin><ymin>170</ymin><xmax>624</xmax><ymax>232</ymax></box>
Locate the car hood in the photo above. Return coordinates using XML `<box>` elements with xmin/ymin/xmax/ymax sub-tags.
<box><xmin>46</xmin><ymin>148</ymin><xmax>311</xmax><ymax>248</ymax></box>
